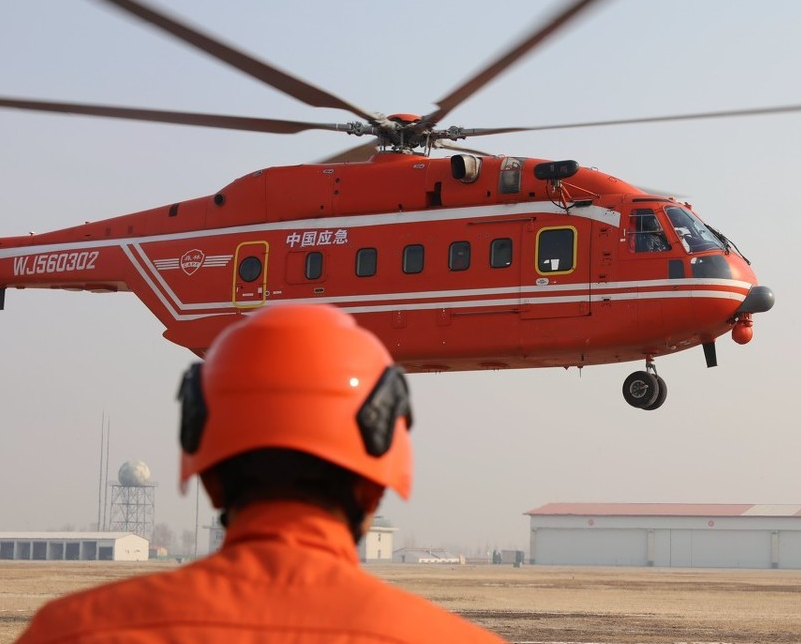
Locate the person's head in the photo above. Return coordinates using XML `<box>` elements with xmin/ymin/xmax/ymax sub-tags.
<box><xmin>640</xmin><ymin>214</ymin><xmax>660</xmax><ymax>232</ymax></box>
<box><xmin>176</xmin><ymin>304</ymin><xmax>413</xmax><ymax>541</ymax></box>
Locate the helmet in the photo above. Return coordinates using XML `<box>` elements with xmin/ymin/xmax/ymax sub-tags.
<box><xmin>177</xmin><ymin>304</ymin><xmax>412</xmax><ymax>502</ymax></box>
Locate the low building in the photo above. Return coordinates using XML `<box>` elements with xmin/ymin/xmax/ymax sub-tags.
<box><xmin>206</xmin><ymin>516</ymin><xmax>225</xmax><ymax>554</ymax></box>
<box><xmin>526</xmin><ymin>503</ymin><xmax>801</xmax><ymax>569</ymax></box>
<box><xmin>392</xmin><ymin>547</ymin><xmax>462</xmax><ymax>564</ymax></box>
<box><xmin>358</xmin><ymin>516</ymin><xmax>396</xmax><ymax>562</ymax></box>
<box><xmin>0</xmin><ymin>532</ymin><xmax>149</xmax><ymax>561</ymax></box>
<box><xmin>497</xmin><ymin>549</ymin><xmax>526</xmax><ymax>566</ymax></box>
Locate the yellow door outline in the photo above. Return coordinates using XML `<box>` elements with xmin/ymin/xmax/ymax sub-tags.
<box><xmin>232</xmin><ymin>241</ymin><xmax>269</xmax><ymax>308</ymax></box>
<box><xmin>535</xmin><ymin>225</ymin><xmax>578</xmax><ymax>276</ymax></box>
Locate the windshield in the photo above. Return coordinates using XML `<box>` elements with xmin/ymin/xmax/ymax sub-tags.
<box><xmin>665</xmin><ymin>205</ymin><xmax>726</xmax><ymax>253</ymax></box>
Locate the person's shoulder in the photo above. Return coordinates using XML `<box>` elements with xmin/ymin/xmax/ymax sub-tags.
<box><xmin>18</xmin><ymin>563</ymin><xmax>202</xmax><ymax>642</ymax></box>
<box><xmin>352</xmin><ymin>571</ymin><xmax>507</xmax><ymax>643</ymax></box>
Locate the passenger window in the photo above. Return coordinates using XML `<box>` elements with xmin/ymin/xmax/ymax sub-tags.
<box><xmin>403</xmin><ymin>244</ymin><xmax>425</xmax><ymax>274</ymax></box>
<box><xmin>490</xmin><ymin>238</ymin><xmax>512</xmax><ymax>268</ymax></box>
<box><xmin>238</xmin><ymin>256</ymin><xmax>262</xmax><ymax>282</ymax></box>
<box><xmin>449</xmin><ymin>241</ymin><xmax>471</xmax><ymax>271</ymax></box>
<box><xmin>356</xmin><ymin>248</ymin><xmax>377</xmax><ymax>277</ymax></box>
<box><xmin>537</xmin><ymin>227</ymin><xmax>575</xmax><ymax>274</ymax></box>
<box><xmin>630</xmin><ymin>208</ymin><xmax>671</xmax><ymax>253</ymax></box>
<box><xmin>305</xmin><ymin>252</ymin><xmax>323</xmax><ymax>280</ymax></box>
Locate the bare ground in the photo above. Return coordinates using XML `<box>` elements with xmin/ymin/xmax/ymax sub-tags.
<box><xmin>2</xmin><ymin>561</ymin><xmax>800</xmax><ymax>643</ymax></box>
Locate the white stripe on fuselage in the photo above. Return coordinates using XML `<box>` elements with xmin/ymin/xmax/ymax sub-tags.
<box><xmin>2</xmin><ymin>201</ymin><xmax>748</xmax><ymax>324</ymax></box>
<box><xmin>129</xmin><ymin>276</ymin><xmax>748</xmax><ymax>322</ymax></box>
<box><xmin>0</xmin><ymin>201</ymin><xmax>620</xmax><ymax>259</ymax></box>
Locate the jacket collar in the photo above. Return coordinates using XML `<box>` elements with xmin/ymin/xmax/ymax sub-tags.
<box><xmin>224</xmin><ymin>500</ymin><xmax>359</xmax><ymax>564</ymax></box>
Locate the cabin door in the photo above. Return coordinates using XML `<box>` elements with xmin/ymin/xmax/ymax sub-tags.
<box><xmin>232</xmin><ymin>240</ymin><xmax>269</xmax><ymax>308</ymax></box>
<box><xmin>520</xmin><ymin>220</ymin><xmax>591</xmax><ymax>319</ymax></box>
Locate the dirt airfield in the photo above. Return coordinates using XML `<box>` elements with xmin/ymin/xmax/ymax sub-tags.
<box><xmin>1</xmin><ymin>561</ymin><xmax>800</xmax><ymax>643</ymax></box>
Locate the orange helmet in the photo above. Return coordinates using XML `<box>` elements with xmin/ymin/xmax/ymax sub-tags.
<box><xmin>177</xmin><ymin>304</ymin><xmax>412</xmax><ymax>503</ymax></box>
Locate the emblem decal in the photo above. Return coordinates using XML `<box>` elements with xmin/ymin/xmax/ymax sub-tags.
<box><xmin>180</xmin><ymin>249</ymin><xmax>205</xmax><ymax>276</ymax></box>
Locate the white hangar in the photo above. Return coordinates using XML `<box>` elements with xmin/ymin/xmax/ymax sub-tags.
<box><xmin>525</xmin><ymin>503</ymin><xmax>801</xmax><ymax>569</ymax></box>
<box><xmin>0</xmin><ymin>532</ymin><xmax>149</xmax><ymax>562</ymax></box>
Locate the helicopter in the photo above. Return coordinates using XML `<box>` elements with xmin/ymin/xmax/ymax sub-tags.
<box><xmin>0</xmin><ymin>0</ymin><xmax>781</xmax><ymax>410</ymax></box>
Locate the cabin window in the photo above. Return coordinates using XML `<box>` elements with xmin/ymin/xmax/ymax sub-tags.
<box><xmin>490</xmin><ymin>238</ymin><xmax>513</xmax><ymax>268</ymax></box>
<box><xmin>356</xmin><ymin>248</ymin><xmax>377</xmax><ymax>277</ymax></box>
<box><xmin>403</xmin><ymin>244</ymin><xmax>424</xmax><ymax>274</ymax></box>
<box><xmin>449</xmin><ymin>241</ymin><xmax>471</xmax><ymax>271</ymax></box>
<box><xmin>305</xmin><ymin>252</ymin><xmax>323</xmax><ymax>280</ymax></box>
<box><xmin>499</xmin><ymin>157</ymin><xmax>524</xmax><ymax>194</ymax></box>
<box><xmin>536</xmin><ymin>227</ymin><xmax>576</xmax><ymax>274</ymax></box>
<box><xmin>629</xmin><ymin>208</ymin><xmax>671</xmax><ymax>253</ymax></box>
<box><xmin>238</xmin><ymin>256</ymin><xmax>262</xmax><ymax>282</ymax></box>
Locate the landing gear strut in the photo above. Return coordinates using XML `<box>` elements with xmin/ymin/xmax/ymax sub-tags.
<box><xmin>622</xmin><ymin>357</ymin><xmax>667</xmax><ymax>410</ymax></box>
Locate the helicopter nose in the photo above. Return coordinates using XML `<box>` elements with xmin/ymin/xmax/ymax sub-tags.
<box><xmin>736</xmin><ymin>285</ymin><xmax>775</xmax><ymax>314</ymax></box>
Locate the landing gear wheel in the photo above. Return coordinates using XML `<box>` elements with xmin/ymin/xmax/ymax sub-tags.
<box><xmin>643</xmin><ymin>375</ymin><xmax>668</xmax><ymax>411</ymax></box>
<box><xmin>622</xmin><ymin>371</ymin><xmax>659</xmax><ymax>409</ymax></box>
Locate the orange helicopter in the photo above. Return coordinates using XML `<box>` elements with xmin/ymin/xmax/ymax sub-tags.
<box><xmin>0</xmin><ymin>0</ymin><xmax>781</xmax><ymax>410</ymax></box>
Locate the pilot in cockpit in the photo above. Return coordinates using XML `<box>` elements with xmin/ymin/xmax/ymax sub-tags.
<box><xmin>632</xmin><ymin>209</ymin><xmax>671</xmax><ymax>253</ymax></box>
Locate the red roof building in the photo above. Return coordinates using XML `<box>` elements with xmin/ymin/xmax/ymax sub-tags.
<box><xmin>524</xmin><ymin>503</ymin><xmax>801</xmax><ymax>568</ymax></box>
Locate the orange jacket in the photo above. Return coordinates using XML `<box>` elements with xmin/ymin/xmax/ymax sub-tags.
<box><xmin>17</xmin><ymin>501</ymin><xmax>507</xmax><ymax>643</ymax></box>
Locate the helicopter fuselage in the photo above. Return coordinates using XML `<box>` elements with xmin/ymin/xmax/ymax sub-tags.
<box><xmin>0</xmin><ymin>153</ymin><xmax>769</xmax><ymax>381</ymax></box>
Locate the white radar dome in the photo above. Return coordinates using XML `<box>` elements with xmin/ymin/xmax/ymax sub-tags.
<box><xmin>118</xmin><ymin>460</ymin><xmax>151</xmax><ymax>487</ymax></box>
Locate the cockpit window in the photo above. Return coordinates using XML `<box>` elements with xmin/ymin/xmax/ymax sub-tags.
<box><xmin>630</xmin><ymin>208</ymin><xmax>670</xmax><ymax>253</ymax></box>
<box><xmin>665</xmin><ymin>205</ymin><xmax>725</xmax><ymax>253</ymax></box>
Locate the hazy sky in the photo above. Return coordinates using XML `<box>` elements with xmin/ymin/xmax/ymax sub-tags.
<box><xmin>1</xmin><ymin>0</ymin><xmax>799</xmax><ymax>555</ymax></box>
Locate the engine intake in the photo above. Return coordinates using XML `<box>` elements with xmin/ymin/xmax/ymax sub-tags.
<box><xmin>451</xmin><ymin>155</ymin><xmax>481</xmax><ymax>183</ymax></box>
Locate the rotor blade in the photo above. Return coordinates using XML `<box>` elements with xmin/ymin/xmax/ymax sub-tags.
<box><xmin>98</xmin><ymin>0</ymin><xmax>379</xmax><ymax>123</ymax></box>
<box><xmin>513</xmin><ymin>105</ymin><xmax>801</xmax><ymax>133</ymax></box>
<box><xmin>423</xmin><ymin>0</ymin><xmax>604</xmax><ymax>127</ymax></box>
<box><xmin>636</xmin><ymin>186</ymin><xmax>685</xmax><ymax>197</ymax></box>
<box><xmin>316</xmin><ymin>142</ymin><xmax>378</xmax><ymax>164</ymax></box>
<box><xmin>452</xmin><ymin>104</ymin><xmax>801</xmax><ymax>136</ymax></box>
<box><xmin>445</xmin><ymin>126</ymin><xmax>535</xmax><ymax>138</ymax></box>
<box><xmin>433</xmin><ymin>141</ymin><xmax>493</xmax><ymax>156</ymax></box>
<box><xmin>0</xmin><ymin>97</ymin><xmax>361</xmax><ymax>135</ymax></box>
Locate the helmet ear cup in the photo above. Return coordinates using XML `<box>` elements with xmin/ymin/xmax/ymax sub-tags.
<box><xmin>177</xmin><ymin>363</ymin><xmax>207</xmax><ymax>455</ymax></box>
<box><xmin>356</xmin><ymin>367</ymin><xmax>413</xmax><ymax>457</ymax></box>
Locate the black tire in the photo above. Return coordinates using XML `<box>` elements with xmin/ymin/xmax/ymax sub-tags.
<box><xmin>643</xmin><ymin>375</ymin><xmax>668</xmax><ymax>411</ymax></box>
<box><xmin>622</xmin><ymin>371</ymin><xmax>659</xmax><ymax>409</ymax></box>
